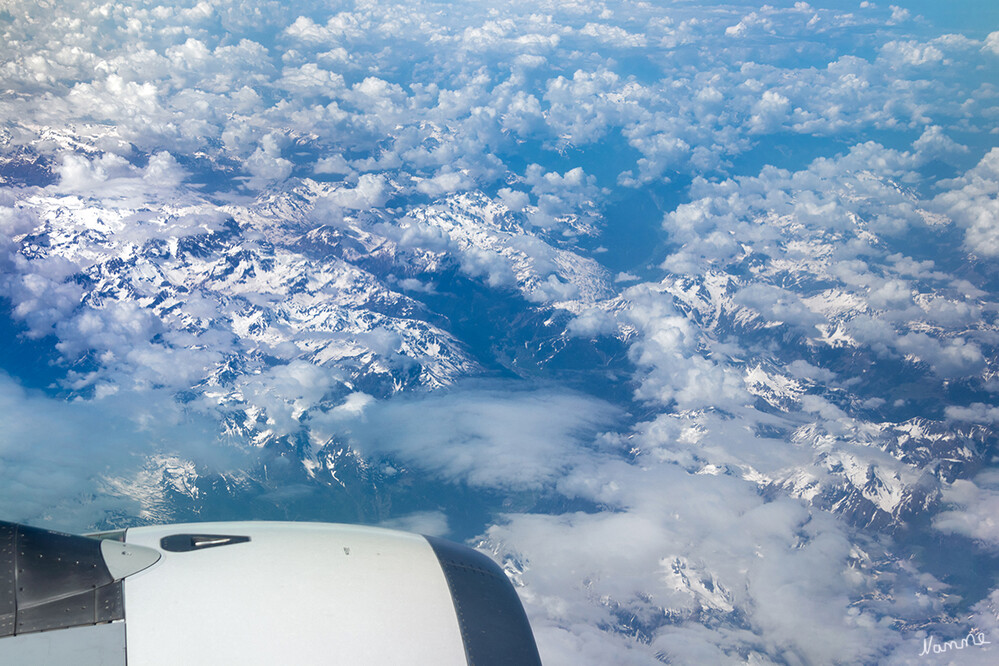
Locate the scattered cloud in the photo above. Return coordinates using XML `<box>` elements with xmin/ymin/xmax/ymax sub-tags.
<box><xmin>0</xmin><ymin>371</ymin><xmax>251</xmax><ymax>529</ymax></box>
<box><xmin>934</xmin><ymin>471</ymin><xmax>999</xmax><ymax>548</ymax></box>
<box><xmin>2</xmin><ymin>2</ymin><xmax>998</xmax><ymax>664</ymax></box>
<box><xmin>335</xmin><ymin>385</ymin><xmax>622</xmax><ymax>490</ymax></box>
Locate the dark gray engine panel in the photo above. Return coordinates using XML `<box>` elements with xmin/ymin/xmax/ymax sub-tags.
<box><xmin>425</xmin><ymin>535</ymin><xmax>542</xmax><ymax>666</ymax></box>
<box><xmin>0</xmin><ymin>521</ymin><xmax>124</xmax><ymax>637</ymax></box>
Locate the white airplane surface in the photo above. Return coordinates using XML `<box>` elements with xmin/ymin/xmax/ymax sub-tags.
<box><xmin>0</xmin><ymin>520</ymin><xmax>542</xmax><ymax>665</ymax></box>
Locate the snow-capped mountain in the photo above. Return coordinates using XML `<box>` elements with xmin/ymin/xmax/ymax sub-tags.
<box><xmin>4</xmin><ymin>1</ymin><xmax>999</xmax><ymax>662</ymax></box>
<box><xmin>4</xmin><ymin>175</ymin><xmax>623</xmax><ymax>520</ymax></box>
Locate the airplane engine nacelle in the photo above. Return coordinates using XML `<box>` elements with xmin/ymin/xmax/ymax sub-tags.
<box><xmin>0</xmin><ymin>520</ymin><xmax>542</xmax><ymax>665</ymax></box>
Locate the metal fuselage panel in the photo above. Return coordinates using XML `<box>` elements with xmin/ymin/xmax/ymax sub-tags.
<box><xmin>121</xmin><ymin>522</ymin><xmax>468</xmax><ymax>665</ymax></box>
<box><xmin>0</xmin><ymin>622</ymin><xmax>126</xmax><ymax>665</ymax></box>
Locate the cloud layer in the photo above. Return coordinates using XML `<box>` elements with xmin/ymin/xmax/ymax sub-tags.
<box><xmin>2</xmin><ymin>1</ymin><xmax>999</xmax><ymax>664</ymax></box>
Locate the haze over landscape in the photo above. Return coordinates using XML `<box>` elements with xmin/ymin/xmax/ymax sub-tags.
<box><xmin>2</xmin><ymin>0</ymin><xmax>999</xmax><ymax>662</ymax></box>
